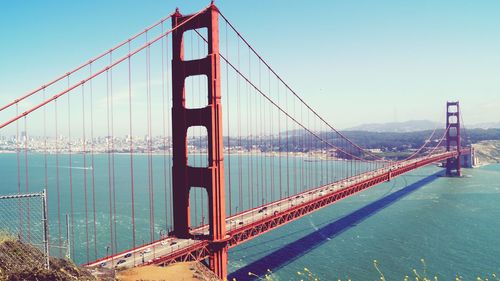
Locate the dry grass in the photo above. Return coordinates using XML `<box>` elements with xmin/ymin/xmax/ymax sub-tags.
<box><xmin>0</xmin><ymin>235</ymin><xmax>96</xmax><ymax>281</ymax></box>
<box><xmin>0</xmin><ymin>231</ymin><xmax>14</xmax><ymax>244</ymax></box>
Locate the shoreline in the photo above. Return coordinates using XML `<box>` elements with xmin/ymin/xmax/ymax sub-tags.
<box><xmin>0</xmin><ymin>150</ymin><xmax>341</xmax><ymax>159</ymax></box>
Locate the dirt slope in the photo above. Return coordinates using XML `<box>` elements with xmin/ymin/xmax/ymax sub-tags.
<box><xmin>0</xmin><ymin>237</ymin><xmax>96</xmax><ymax>281</ymax></box>
<box><xmin>116</xmin><ymin>262</ymin><xmax>221</xmax><ymax>281</ymax></box>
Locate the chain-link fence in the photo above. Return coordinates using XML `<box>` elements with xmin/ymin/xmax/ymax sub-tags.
<box><xmin>0</xmin><ymin>190</ymin><xmax>49</xmax><ymax>272</ymax></box>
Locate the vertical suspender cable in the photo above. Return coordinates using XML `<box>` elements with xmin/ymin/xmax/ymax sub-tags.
<box><xmin>54</xmin><ymin>100</ymin><xmax>62</xmax><ymax>257</ymax></box>
<box><xmin>24</xmin><ymin>117</ymin><xmax>30</xmax><ymax>242</ymax></box>
<box><xmin>43</xmin><ymin>88</ymin><xmax>50</xmax><ymax>254</ymax></box>
<box><xmin>225</xmin><ymin>20</ymin><xmax>232</xmax><ymax>221</ymax></box>
<box><xmin>106</xmin><ymin>68</ymin><xmax>114</xmax><ymax>258</ymax></box>
<box><xmin>110</xmin><ymin>53</ymin><xmax>118</xmax><ymax>252</ymax></box>
<box><xmin>315</xmin><ymin>117</ymin><xmax>319</xmax><ymax>186</ymax></box>
<box><xmin>67</xmin><ymin>76</ymin><xmax>75</xmax><ymax>258</ymax></box>
<box><xmin>256</xmin><ymin>55</ymin><xmax>261</xmax><ymax>207</ymax></box>
<box><xmin>16</xmin><ymin>104</ymin><xmax>22</xmax><ymax>240</ymax></box>
<box><xmin>269</xmin><ymin>68</ymin><xmax>274</xmax><ymax>202</ymax></box>
<box><xmin>260</xmin><ymin>65</ymin><xmax>266</xmax><ymax>205</ymax></box>
<box><xmin>89</xmin><ymin>64</ymin><xmax>98</xmax><ymax>260</ymax></box>
<box><xmin>166</xmin><ymin>34</ymin><xmax>173</xmax><ymax>230</ymax></box>
<box><xmin>258</xmin><ymin>62</ymin><xmax>264</xmax><ymax>205</ymax></box>
<box><xmin>248</xmin><ymin>47</ymin><xmax>253</xmax><ymax>212</ymax></box>
<box><xmin>127</xmin><ymin>39</ymin><xmax>137</xmax><ymax>262</ymax></box>
<box><xmin>43</xmin><ymin>89</ymin><xmax>48</xmax><ymax>200</ymax></box>
<box><xmin>307</xmin><ymin>110</ymin><xmax>310</xmax><ymax>190</ymax></box>
<box><xmin>146</xmin><ymin>34</ymin><xmax>155</xmax><ymax>242</ymax></box>
<box><xmin>237</xmin><ymin>37</ymin><xmax>242</xmax><ymax>212</ymax></box>
<box><xmin>322</xmin><ymin>123</ymin><xmax>325</xmax><ymax>185</ymax></box>
<box><xmin>285</xmin><ymin>89</ymin><xmax>290</xmax><ymax>198</ymax></box>
<box><xmin>161</xmin><ymin>21</ymin><xmax>168</xmax><ymax>234</ymax></box>
<box><xmin>293</xmin><ymin>93</ymin><xmax>297</xmax><ymax>195</ymax></box>
<box><xmin>300</xmin><ymin>98</ymin><xmax>304</xmax><ymax>194</ymax></box>
<box><xmin>277</xmin><ymin>79</ymin><xmax>282</xmax><ymax>201</ymax></box>
<box><xmin>81</xmin><ymin>84</ymin><xmax>89</xmax><ymax>263</ymax></box>
<box><xmin>253</xmin><ymin>53</ymin><xmax>260</xmax><ymax>208</ymax></box>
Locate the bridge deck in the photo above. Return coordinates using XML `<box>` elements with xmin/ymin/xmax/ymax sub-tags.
<box><xmin>86</xmin><ymin>150</ymin><xmax>466</xmax><ymax>269</ymax></box>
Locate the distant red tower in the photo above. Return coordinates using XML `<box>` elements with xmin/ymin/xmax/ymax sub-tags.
<box><xmin>445</xmin><ymin>101</ymin><xmax>461</xmax><ymax>176</ymax></box>
<box><xmin>171</xmin><ymin>4</ymin><xmax>228</xmax><ymax>279</ymax></box>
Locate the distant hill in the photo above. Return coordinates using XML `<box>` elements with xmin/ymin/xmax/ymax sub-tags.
<box><xmin>347</xmin><ymin>120</ymin><xmax>440</xmax><ymax>133</ymax></box>
<box><xmin>473</xmin><ymin>140</ymin><xmax>500</xmax><ymax>166</ymax></box>
<box><xmin>468</xmin><ymin>122</ymin><xmax>500</xmax><ymax>129</ymax></box>
<box><xmin>347</xmin><ymin>120</ymin><xmax>500</xmax><ymax>132</ymax></box>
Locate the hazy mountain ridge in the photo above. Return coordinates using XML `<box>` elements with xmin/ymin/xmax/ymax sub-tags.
<box><xmin>468</xmin><ymin>122</ymin><xmax>500</xmax><ymax>129</ymax></box>
<box><xmin>347</xmin><ymin>120</ymin><xmax>440</xmax><ymax>132</ymax></box>
<box><xmin>347</xmin><ymin>120</ymin><xmax>500</xmax><ymax>132</ymax></box>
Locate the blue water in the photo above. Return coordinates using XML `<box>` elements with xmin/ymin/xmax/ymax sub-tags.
<box><xmin>1</xmin><ymin>153</ymin><xmax>499</xmax><ymax>280</ymax></box>
<box><xmin>229</xmin><ymin>164</ymin><xmax>500</xmax><ymax>280</ymax></box>
<box><xmin>0</xmin><ymin>153</ymin><xmax>371</xmax><ymax>263</ymax></box>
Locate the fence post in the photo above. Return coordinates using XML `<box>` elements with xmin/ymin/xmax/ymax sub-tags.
<box><xmin>42</xmin><ymin>189</ymin><xmax>50</xmax><ymax>270</ymax></box>
<box><xmin>66</xmin><ymin>214</ymin><xmax>71</xmax><ymax>259</ymax></box>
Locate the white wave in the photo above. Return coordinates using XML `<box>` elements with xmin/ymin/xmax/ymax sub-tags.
<box><xmin>308</xmin><ymin>216</ymin><xmax>331</xmax><ymax>241</ymax></box>
<box><xmin>58</xmin><ymin>166</ymin><xmax>93</xmax><ymax>170</ymax></box>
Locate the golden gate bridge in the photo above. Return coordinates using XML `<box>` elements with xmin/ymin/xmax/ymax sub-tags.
<box><xmin>0</xmin><ymin>3</ymin><xmax>471</xmax><ymax>280</ymax></box>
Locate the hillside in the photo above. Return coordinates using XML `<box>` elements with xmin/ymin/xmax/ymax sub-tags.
<box><xmin>473</xmin><ymin>140</ymin><xmax>500</xmax><ymax>166</ymax></box>
<box><xmin>0</xmin><ymin>235</ymin><xmax>96</xmax><ymax>281</ymax></box>
<box><xmin>347</xmin><ymin>120</ymin><xmax>439</xmax><ymax>132</ymax></box>
<box><xmin>347</xmin><ymin>120</ymin><xmax>500</xmax><ymax>132</ymax></box>
<box><xmin>0</xmin><ymin>233</ymin><xmax>219</xmax><ymax>281</ymax></box>
<box><xmin>218</xmin><ymin>128</ymin><xmax>500</xmax><ymax>156</ymax></box>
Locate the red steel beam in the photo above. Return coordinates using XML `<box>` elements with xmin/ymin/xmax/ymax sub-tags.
<box><xmin>144</xmin><ymin>241</ymin><xmax>211</xmax><ymax>266</ymax></box>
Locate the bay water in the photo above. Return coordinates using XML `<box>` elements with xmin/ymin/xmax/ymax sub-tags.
<box><xmin>0</xmin><ymin>153</ymin><xmax>499</xmax><ymax>280</ymax></box>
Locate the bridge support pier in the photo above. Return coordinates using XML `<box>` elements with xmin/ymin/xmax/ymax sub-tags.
<box><xmin>445</xmin><ymin>101</ymin><xmax>462</xmax><ymax>177</ymax></box>
<box><xmin>171</xmin><ymin>4</ymin><xmax>228</xmax><ymax>280</ymax></box>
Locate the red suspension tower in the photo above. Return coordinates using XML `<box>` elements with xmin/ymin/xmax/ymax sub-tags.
<box><xmin>171</xmin><ymin>4</ymin><xmax>228</xmax><ymax>279</ymax></box>
<box><xmin>445</xmin><ymin>101</ymin><xmax>461</xmax><ymax>176</ymax></box>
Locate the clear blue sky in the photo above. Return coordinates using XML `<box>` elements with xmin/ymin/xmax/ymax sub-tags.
<box><xmin>1</xmin><ymin>0</ymin><xmax>499</xmax><ymax>129</ymax></box>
